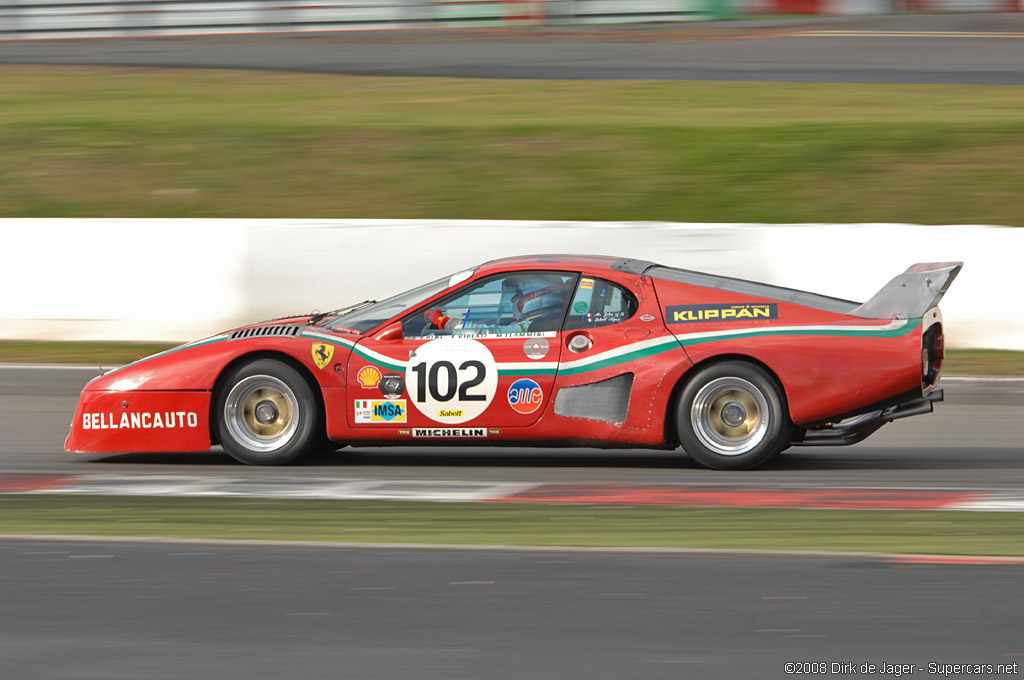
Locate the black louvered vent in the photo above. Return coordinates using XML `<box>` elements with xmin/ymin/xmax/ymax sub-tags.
<box><xmin>230</xmin><ymin>325</ymin><xmax>302</xmax><ymax>340</ymax></box>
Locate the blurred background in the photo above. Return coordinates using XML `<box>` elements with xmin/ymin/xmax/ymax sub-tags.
<box><xmin>2</xmin><ymin>1</ymin><xmax>1024</xmax><ymax>365</ymax></box>
<box><xmin>2</xmin><ymin>0</ymin><xmax>1022</xmax><ymax>36</ymax></box>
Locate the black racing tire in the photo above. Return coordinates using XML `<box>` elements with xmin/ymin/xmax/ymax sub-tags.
<box><xmin>214</xmin><ymin>359</ymin><xmax>318</xmax><ymax>465</ymax></box>
<box><xmin>676</xmin><ymin>361</ymin><xmax>791</xmax><ymax>471</ymax></box>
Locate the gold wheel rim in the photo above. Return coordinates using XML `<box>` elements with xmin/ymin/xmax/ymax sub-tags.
<box><xmin>707</xmin><ymin>389</ymin><xmax>761</xmax><ymax>440</ymax></box>
<box><xmin>240</xmin><ymin>387</ymin><xmax>293</xmax><ymax>438</ymax></box>
<box><xmin>690</xmin><ymin>377</ymin><xmax>771</xmax><ymax>456</ymax></box>
<box><xmin>224</xmin><ymin>375</ymin><xmax>300</xmax><ymax>453</ymax></box>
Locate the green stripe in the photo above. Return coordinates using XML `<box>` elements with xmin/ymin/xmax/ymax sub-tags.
<box><xmin>305</xmin><ymin>321</ymin><xmax>920</xmax><ymax>381</ymax></box>
<box><xmin>499</xmin><ymin>367</ymin><xmax>559</xmax><ymax>377</ymax></box>
<box><xmin>676</xmin><ymin>320</ymin><xmax>921</xmax><ymax>348</ymax></box>
<box><xmin>299</xmin><ymin>331</ymin><xmax>405</xmax><ymax>373</ymax></box>
<box><xmin>349</xmin><ymin>345</ymin><xmax>406</xmax><ymax>373</ymax></box>
<box><xmin>102</xmin><ymin>336</ymin><xmax>229</xmax><ymax>377</ymax></box>
<box><xmin>559</xmin><ymin>340</ymin><xmax>682</xmax><ymax>377</ymax></box>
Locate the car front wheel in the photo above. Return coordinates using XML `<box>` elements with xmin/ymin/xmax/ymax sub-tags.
<box><xmin>215</xmin><ymin>359</ymin><xmax>317</xmax><ymax>465</ymax></box>
<box><xmin>676</xmin><ymin>361</ymin><xmax>791</xmax><ymax>470</ymax></box>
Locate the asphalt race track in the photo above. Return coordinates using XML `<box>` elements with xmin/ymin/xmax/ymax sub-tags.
<box><xmin>2</xmin><ymin>538</ymin><xmax>1023</xmax><ymax>680</ymax></box>
<box><xmin>2</xmin><ymin>14</ymin><xmax>1024</xmax><ymax>85</ymax></box>
<box><xmin>3</xmin><ymin>366</ymin><xmax>1023</xmax><ymax>489</ymax></box>
<box><xmin>2</xmin><ymin>368</ymin><xmax>1019</xmax><ymax>678</ymax></box>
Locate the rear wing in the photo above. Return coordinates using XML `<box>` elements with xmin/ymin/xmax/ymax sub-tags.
<box><xmin>850</xmin><ymin>262</ymin><xmax>963</xmax><ymax>319</ymax></box>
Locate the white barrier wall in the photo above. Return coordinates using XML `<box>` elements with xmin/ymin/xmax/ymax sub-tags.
<box><xmin>0</xmin><ymin>0</ymin><xmax>708</xmax><ymax>40</ymax></box>
<box><xmin>2</xmin><ymin>219</ymin><xmax>1019</xmax><ymax>350</ymax></box>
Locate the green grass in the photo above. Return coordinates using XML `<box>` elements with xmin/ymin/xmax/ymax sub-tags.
<box><xmin>944</xmin><ymin>349</ymin><xmax>1024</xmax><ymax>376</ymax></box>
<box><xmin>2</xmin><ymin>67</ymin><xmax>1024</xmax><ymax>224</ymax></box>
<box><xmin>1</xmin><ymin>495</ymin><xmax>1022</xmax><ymax>556</ymax></box>
<box><xmin>2</xmin><ymin>341</ymin><xmax>1020</xmax><ymax>375</ymax></box>
<box><xmin>0</xmin><ymin>341</ymin><xmax>175</xmax><ymax>366</ymax></box>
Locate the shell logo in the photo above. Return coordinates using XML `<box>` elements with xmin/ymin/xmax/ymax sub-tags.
<box><xmin>357</xmin><ymin>366</ymin><xmax>382</xmax><ymax>388</ymax></box>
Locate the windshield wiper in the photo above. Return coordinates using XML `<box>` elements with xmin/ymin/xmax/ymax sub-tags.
<box><xmin>309</xmin><ymin>300</ymin><xmax>376</xmax><ymax>326</ymax></box>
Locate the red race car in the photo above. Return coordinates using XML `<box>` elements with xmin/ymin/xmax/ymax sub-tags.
<box><xmin>66</xmin><ymin>255</ymin><xmax>961</xmax><ymax>470</ymax></box>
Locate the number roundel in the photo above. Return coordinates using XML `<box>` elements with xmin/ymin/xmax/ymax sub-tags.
<box><xmin>406</xmin><ymin>338</ymin><xmax>498</xmax><ymax>424</ymax></box>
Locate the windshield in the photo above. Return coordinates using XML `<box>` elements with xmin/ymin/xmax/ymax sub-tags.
<box><xmin>322</xmin><ymin>275</ymin><xmax>454</xmax><ymax>334</ymax></box>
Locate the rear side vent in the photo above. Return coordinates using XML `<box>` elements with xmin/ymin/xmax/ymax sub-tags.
<box><xmin>230</xmin><ymin>325</ymin><xmax>302</xmax><ymax>340</ymax></box>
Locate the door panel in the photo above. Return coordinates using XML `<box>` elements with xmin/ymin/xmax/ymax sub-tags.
<box><xmin>348</xmin><ymin>271</ymin><xmax>575</xmax><ymax>432</ymax></box>
<box><xmin>554</xmin><ymin>274</ymin><xmax>682</xmax><ymax>431</ymax></box>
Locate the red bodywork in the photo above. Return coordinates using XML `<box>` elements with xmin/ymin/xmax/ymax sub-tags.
<box><xmin>66</xmin><ymin>255</ymin><xmax>950</xmax><ymax>456</ymax></box>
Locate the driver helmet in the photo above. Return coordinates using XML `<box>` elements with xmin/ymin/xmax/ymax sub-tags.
<box><xmin>505</xmin><ymin>275</ymin><xmax>569</xmax><ymax>321</ymax></box>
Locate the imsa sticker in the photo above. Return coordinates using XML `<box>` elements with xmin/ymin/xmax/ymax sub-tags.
<box><xmin>666</xmin><ymin>303</ymin><xmax>777</xmax><ymax>324</ymax></box>
<box><xmin>354</xmin><ymin>399</ymin><xmax>407</xmax><ymax>424</ymax></box>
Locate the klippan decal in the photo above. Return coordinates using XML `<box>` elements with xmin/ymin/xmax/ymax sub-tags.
<box><xmin>666</xmin><ymin>303</ymin><xmax>777</xmax><ymax>323</ymax></box>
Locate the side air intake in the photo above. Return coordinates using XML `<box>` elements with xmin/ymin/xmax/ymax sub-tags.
<box><xmin>229</xmin><ymin>326</ymin><xmax>302</xmax><ymax>340</ymax></box>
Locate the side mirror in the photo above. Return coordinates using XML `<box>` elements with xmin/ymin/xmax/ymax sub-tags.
<box><xmin>373</xmin><ymin>321</ymin><xmax>403</xmax><ymax>342</ymax></box>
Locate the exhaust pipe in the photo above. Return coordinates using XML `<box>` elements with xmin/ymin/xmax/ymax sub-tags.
<box><xmin>794</xmin><ymin>389</ymin><xmax>944</xmax><ymax>447</ymax></box>
<box><xmin>881</xmin><ymin>389</ymin><xmax>943</xmax><ymax>424</ymax></box>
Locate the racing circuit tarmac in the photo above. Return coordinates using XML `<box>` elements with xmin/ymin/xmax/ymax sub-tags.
<box><xmin>2</xmin><ymin>368</ymin><xmax>1020</xmax><ymax>678</ymax></box>
<box><xmin>4</xmin><ymin>366</ymin><xmax>1023</xmax><ymax>490</ymax></box>
<box><xmin>2</xmin><ymin>537</ymin><xmax>1023</xmax><ymax>680</ymax></box>
<box><xmin>2</xmin><ymin>14</ymin><xmax>1024</xmax><ymax>85</ymax></box>
<box><xmin>8</xmin><ymin>368</ymin><xmax>1021</xmax><ymax>679</ymax></box>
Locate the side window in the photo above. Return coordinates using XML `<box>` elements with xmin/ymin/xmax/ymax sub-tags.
<box><xmin>564</xmin><ymin>277</ymin><xmax>638</xmax><ymax>330</ymax></box>
<box><xmin>403</xmin><ymin>272</ymin><xmax>575</xmax><ymax>338</ymax></box>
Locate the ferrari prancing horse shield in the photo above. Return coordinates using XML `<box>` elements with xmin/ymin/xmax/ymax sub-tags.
<box><xmin>311</xmin><ymin>342</ymin><xmax>334</xmax><ymax>370</ymax></box>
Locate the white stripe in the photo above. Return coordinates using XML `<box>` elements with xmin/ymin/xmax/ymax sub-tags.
<box><xmin>301</xmin><ymin>330</ymin><xmax>355</xmax><ymax>347</ymax></box>
<box><xmin>941</xmin><ymin>376</ymin><xmax>1024</xmax><ymax>384</ymax></box>
<box><xmin>560</xmin><ymin>336</ymin><xmax>680</xmax><ymax>370</ymax></box>
<box><xmin>309</xmin><ymin>318</ymin><xmax>906</xmax><ymax>373</ymax></box>
<box><xmin>497</xmin><ymin>361</ymin><xmax>559</xmax><ymax>372</ymax></box>
<box><xmin>352</xmin><ymin>344</ymin><xmax>407</xmax><ymax>368</ymax></box>
<box><xmin>3</xmin><ymin>535</ymin><xmax>1021</xmax><ymax>561</ymax></box>
<box><xmin>302</xmin><ymin>330</ymin><xmax>407</xmax><ymax>367</ymax></box>
<box><xmin>98</xmin><ymin>334</ymin><xmax>231</xmax><ymax>377</ymax></box>
<box><xmin>945</xmin><ymin>497</ymin><xmax>1024</xmax><ymax>512</ymax></box>
<box><xmin>798</xmin><ymin>31</ymin><xmax>1024</xmax><ymax>38</ymax></box>
<box><xmin>0</xmin><ymin>364</ymin><xmax>120</xmax><ymax>371</ymax></box>
<box><xmin>672</xmin><ymin>319</ymin><xmax>908</xmax><ymax>344</ymax></box>
<box><xmin>299</xmin><ymin>331</ymin><xmax>408</xmax><ymax>368</ymax></box>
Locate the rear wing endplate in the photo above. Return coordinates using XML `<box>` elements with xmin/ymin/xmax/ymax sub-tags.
<box><xmin>850</xmin><ymin>262</ymin><xmax>963</xmax><ymax>319</ymax></box>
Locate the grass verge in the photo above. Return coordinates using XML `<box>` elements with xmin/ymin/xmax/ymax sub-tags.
<box><xmin>2</xmin><ymin>342</ymin><xmax>1021</xmax><ymax>376</ymax></box>
<box><xmin>0</xmin><ymin>341</ymin><xmax>175</xmax><ymax>366</ymax></box>
<box><xmin>2</xmin><ymin>495</ymin><xmax>1023</xmax><ymax>556</ymax></box>
<box><xmin>1</xmin><ymin>67</ymin><xmax>1024</xmax><ymax>224</ymax></box>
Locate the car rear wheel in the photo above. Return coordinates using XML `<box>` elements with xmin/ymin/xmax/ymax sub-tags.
<box><xmin>676</xmin><ymin>361</ymin><xmax>791</xmax><ymax>470</ymax></box>
<box><xmin>215</xmin><ymin>359</ymin><xmax>317</xmax><ymax>465</ymax></box>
